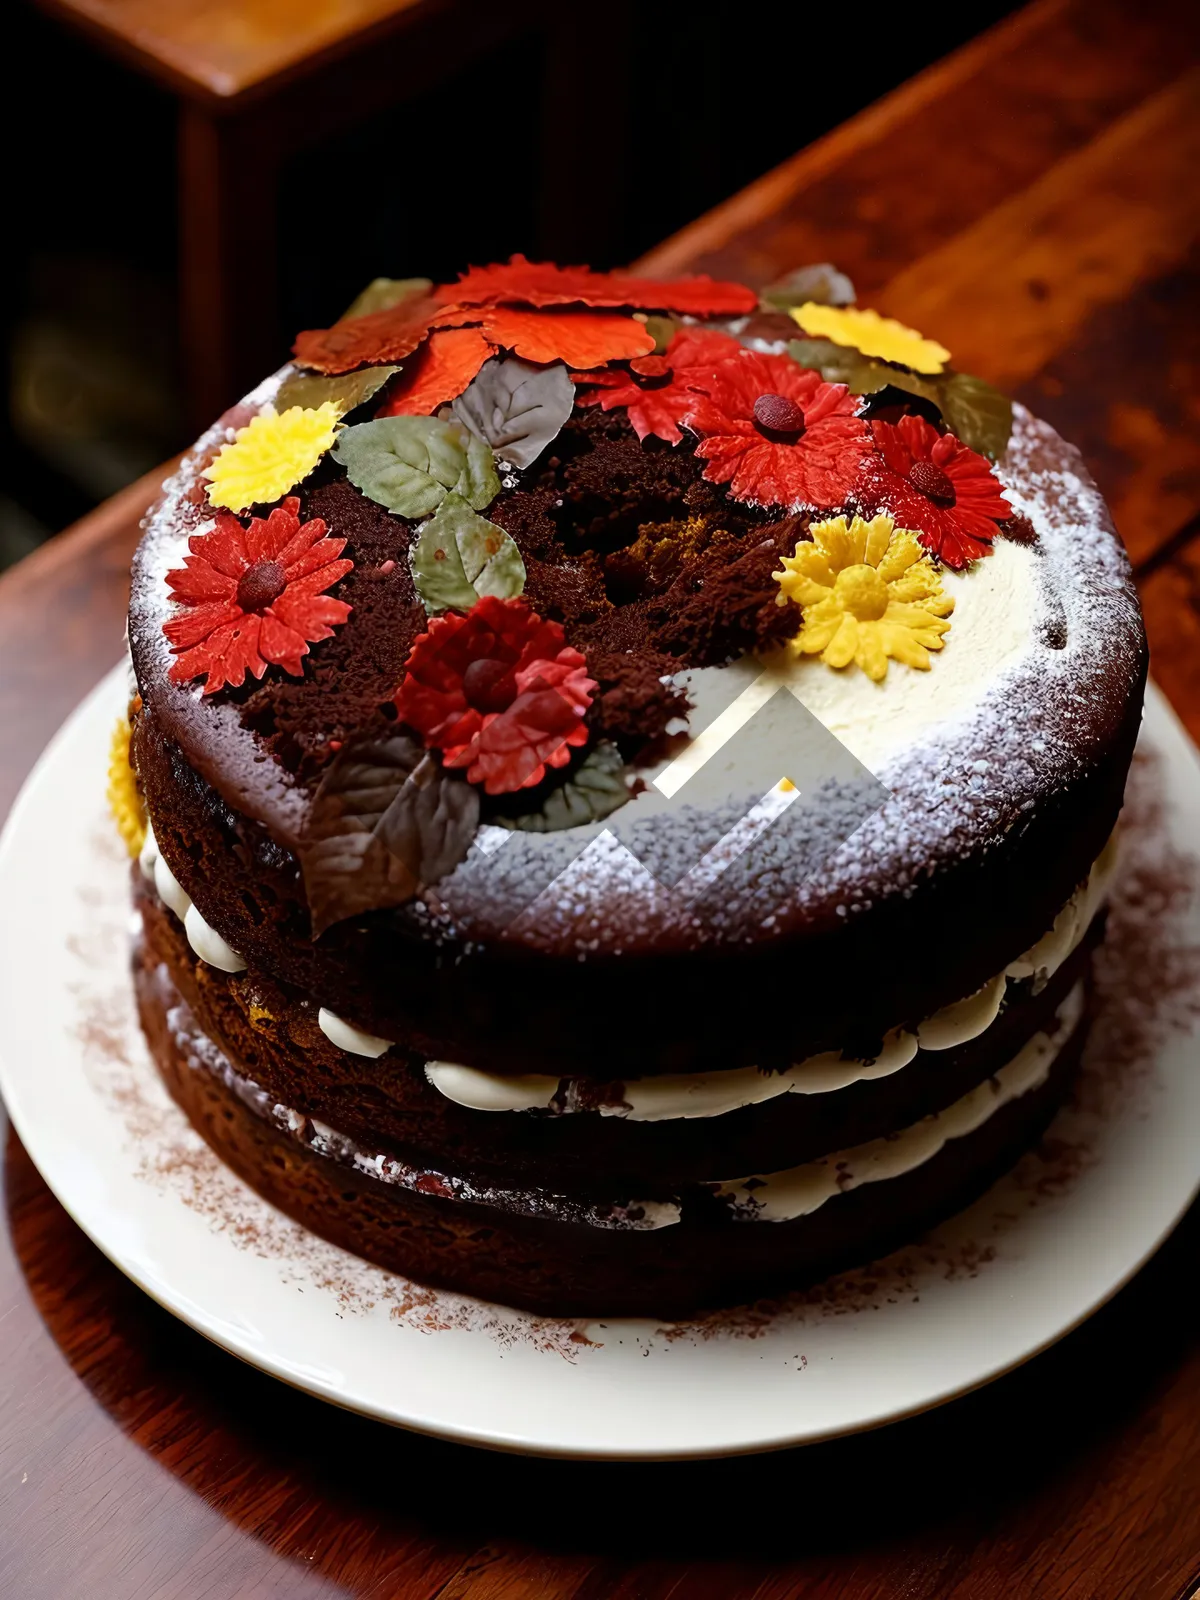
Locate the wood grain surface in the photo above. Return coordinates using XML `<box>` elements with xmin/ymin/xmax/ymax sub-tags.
<box><xmin>2</xmin><ymin>1</ymin><xmax>1199</xmax><ymax>1593</ymax></box>
<box><xmin>31</xmin><ymin>0</ymin><xmax>436</xmax><ymax>100</ymax></box>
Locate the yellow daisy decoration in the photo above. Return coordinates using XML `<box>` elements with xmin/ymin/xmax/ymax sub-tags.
<box><xmin>790</xmin><ymin>303</ymin><xmax>950</xmax><ymax>375</ymax></box>
<box><xmin>107</xmin><ymin>716</ymin><xmax>147</xmax><ymax>857</ymax></box>
<box><xmin>774</xmin><ymin>514</ymin><xmax>954</xmax><ymax>682</ymax></box>
<box><xmin>204</xmin><ymin>402</ymin><xmax>341</xmax><ymax>512</ymax></box>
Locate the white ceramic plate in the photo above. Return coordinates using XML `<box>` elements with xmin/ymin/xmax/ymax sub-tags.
<box><xmin>1</xmin><ymin>666</ymin><xmax>1198</xmax><ymax>1460</ymax></box>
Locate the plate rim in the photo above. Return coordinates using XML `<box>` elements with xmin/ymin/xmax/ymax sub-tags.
<box><xmin>0</xmin><ymin>666</ymin><xmax>1197</xmax><ymax>1460</ymax></box>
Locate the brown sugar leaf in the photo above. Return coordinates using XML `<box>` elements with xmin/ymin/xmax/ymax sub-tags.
<box><xmin>300</xmin><ymin>734</ymin><xmax>479</xmax><ymax>936</ymax></box>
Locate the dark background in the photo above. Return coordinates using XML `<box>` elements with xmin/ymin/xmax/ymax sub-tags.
<box><xmin>1</xmin><ymin>0</ymin><xmax>1014</xmax><ymax>570</ymax></box>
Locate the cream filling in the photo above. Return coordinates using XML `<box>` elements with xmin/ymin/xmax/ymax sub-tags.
<box><xmin>317</xmin><ymin>1007</ymin><xmax>392</xmax><ymax>1059</ymax></box>
<box><xmin>163</xmin><ymin>980</ymin><xmax>678</xmax><ymax>1233</ymax></box>
<box><xmin>161</xmin><ymin>966</ymin><xmax>1081</xmax><ymax>1236</ymax></box>
<box><xmin>138</xmin><ymin>807</ymin><xmax>1115</xmax><ymax>1119</ymax></box>
<box><xmin>140</xmin><ymin>823</ymin><xmax>247</xmax><ymax>975</ymax></box>
<box><xmin>143</xmin><ymin>818</ymin><xmax>391</xmax><ymax>1056</ymax></box>
<box><xmin>423</xmin><ymin>833</ymin><xmax>1116</xmax><ymax>1120</ymax></box>
<box><xmin>714</xmin><ymin>981</ymin><xmax>1083</xmax><ymax>1221</ymax></box>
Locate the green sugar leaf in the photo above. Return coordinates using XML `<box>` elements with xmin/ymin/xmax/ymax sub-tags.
<box><xmin>494</xmin><ymin>742</ymin><xmax>630</xmax><ymax>833</ymax></box>
<box><xmin>332</xmin><ymin>415</ymin><xmax>500</xmax><ymax>519</ymax></box>
<box><xmin>300</xmin><ymin>734</ymin><xmax>479</xmax><ymax>937</ymax></box>
<box><xmin>788</xmin><ymin>337</ymin><xmax>890</xmax><ymax>394</ymax></box>
<box><xmin>788</xmin><ymin>338</ymin><xmax>1012</xmax><ymax>458</ymax></box>
<box><xmin>409</xmin><ymin>492</ymin><xmax>526</xmax><ymax>615</ymax></box>
<box><xmin>274</xmin><ymin>364</ymin><xmax>400</xmax><ymax>415</ymax></box>
<box><xmin>936</xmin><ymin>372</ymin><xmax>1013</xmax><ymax>460</ymax></box>
<box><xmin>788</xmin><ymin>338</ymin><xmax>940</xmax><ymax>403</ymax></box>
<box><xmin>340</xmin><ymin>277</ymin><xmax>433</xmax><ymax>321</ymax></box>
<box><xmin>640</xmin><ymin>314</ymin><xmax>680</xmax><ymax>355</ymax></box>
<box><xmin>761</xmin><ymin>263</ymin><xmax>856</xmax><ymax>312</ymax></box>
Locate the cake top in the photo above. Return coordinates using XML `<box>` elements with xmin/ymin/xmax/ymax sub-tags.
<box><xmin>129</xmin><ymin>258</ymin><xmax>1144</xmax><ymax>952</ymax></box>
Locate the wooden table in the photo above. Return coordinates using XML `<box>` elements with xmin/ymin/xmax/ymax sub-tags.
<box><xmin>2</xmin><ymin>1</ymin><xmax>1198</xmax><ymax>1592</ymax></box>
<box><xmin>31</xmin><ymin>0</ymin><xmax>628</xmax><ymax>430</ymax></box>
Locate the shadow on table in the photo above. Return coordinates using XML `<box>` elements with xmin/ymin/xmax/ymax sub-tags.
<box><xmin>6</xmin><ymin>1120</ymin><xmax>1197</xmax><ymax>1587</ymax></box>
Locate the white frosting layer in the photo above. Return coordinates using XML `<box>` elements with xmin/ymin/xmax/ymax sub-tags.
<box><xmin>715</xmin><ymin>981</ymin><xmax>1083</xmax><ymax>1222</ymax></box>
<box><xmin>153</xmin><ymin>851</ymin><xmax>191</xmax><ymax>921</ymax></box>
<box><xmin>423</xmin><ymin>836</ymin><xmax>1116</xmax><ymax>1120</ymax></box>
<box><xmin>140</xmin><ymin>822</ymin><xmax>247</xmax><ymax>975</ymax></box>
<box><xmin>317</xmin><ymin>1007</ymin><xmax>393</xmax><ymax>1059</ymax></box>
<box><xmin>425</xmin><ymin>1065</ymin><xmax>567</xmax><ymax>1113</ymax></box>
<box><xmin>162</xmin><ymin>979</ymin><xmax>677</xmax><ymax>1232</ymax></box>
<box><xmin>762</xmin><ymin>536</ymin><xmax>1040</xmax><ymax>779</ymax></box>
<box><xmin>138</xmin><ymin>822</ymin><xmax>159</xmax><ymax>883</ymax></box>
<box><xmin>1006</xmin><ymin>828</ymin><xmax>1118</xmax><ymax>983</ymax></box>
<box><xmin>184</xmin><ymin>904</ymin><xmax>247</xmax><ymax>974</ymax></box>
<box><xmin>916</xmin><ymin>972</ymin><xmax>1006</xmax><ymax>1051</ymax></box>
<box><xmin>425</xmin><ymin>1028</ymin><xmax>920</xmax><ymax>1120</ymax></box>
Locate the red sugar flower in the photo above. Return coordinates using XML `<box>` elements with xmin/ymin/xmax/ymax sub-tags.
<box><xmin>574</xmin><ymin>326</ymin><xmax>742</xmax><ymax>444</ymax></box>
<box><xmin>163</xmin><ymin>497</ymin><xmax>352</xmax><ymax>694</ymax></box>
<box><xmin>859</xmin><ymin>414</ymin><xmax>1013</xmax><ymax>569</ymax></box>
<box><xmin>682</xmin><ymin>348</ymin><xmax>870</xmax><ymax>511</ymax></box>
<box><xmin>437</xmin><ymin>255</ymin><xmax>757</xmax><ymax>316</ymax></box>
<box><xmin>395</xmin><ymin>596</ymin><xmax>596</xmax><ymax>796</ymax></box>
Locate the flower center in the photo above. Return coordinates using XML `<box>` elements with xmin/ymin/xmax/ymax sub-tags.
<box><xmin>629</xmin><ymin>355</ymin><xmax>673</xmax><ymax>389</ymax></box>
<box><xmin>235</xmin><ymin>558</ymin><xmax>287</xmax><ymax>613</ymax></box>
<box><xmin>908</xmin><ymin>459</ymin><xmax>957</xmax><ymax>506</ymax></box>
<box><xmin>834</xmin><ymin>564</ymin><xmax>889</xmax><ymax>622</ymax></box>
<box><xmin>753</xmin><ymin>393</ymin><xmax>805</xmax><ymax>442</ymax></box>
<box><xmin>462</xmin><ymin>656</ymin><xmax>519</xmax><ymax>714</ymax></box>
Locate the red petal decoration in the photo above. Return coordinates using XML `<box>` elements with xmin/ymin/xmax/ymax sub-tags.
<box><xmin>437</xmin><ymin>255</ymin><xmax>757</xmax><ymax>315</ymax></box>
<box><xmin>292</xmin><ymin>294</ymin><xmax>444</xmax><ymax>375</ymax></box>
<box><xmin>574</xmin><ymin>326</ymin><xmax>742</xmax><ymax>443</ymax></box>
<box><xmin>682</xmin><ymin>349</ymin><xmax>871</xmax><ymax>511</ymax></box>
<box><xmin>461</xmin><ymin>307</ymin><xmax>656</xmax><ymax>368</ymax></box>
<box><xmin>395</xmin><ymin>595</ymin><xmax>596</xmax><ymax>796</ymax></box>
<box><xmin>858</xmin><ymin>414</ymin><xmax>1013</xmax><ymax>569</ymax></box>
<box><xmin>376</xmin><ymin>327</ymin><xmax>496</xmax><ymax>416</ymax></box>
<box><xmin>164</xmin><ymin>497</ymin><xmax>353</xmax><ymax>694</ymax></box>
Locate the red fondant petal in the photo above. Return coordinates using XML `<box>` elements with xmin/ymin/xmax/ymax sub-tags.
<box><xmin>292</xmin><ymin>294</ymin><xmax>444</xmax><ymax>375</ymax></box>
<box><xmin>377</xmin><ymin>328</ymin><xmax>496</xmax><ymax>416</ymax></box>
<box><xmin>473</xmin><ymin>307</ymin><xmax>654</xmax><ymax>367</ymax></box>
<box><xmin>437</xmin><ymin>255</ymin><xmax>756</xmax><ymax>316</ymax></box>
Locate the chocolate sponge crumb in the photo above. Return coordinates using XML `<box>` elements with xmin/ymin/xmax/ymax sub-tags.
<box><xmin>586</xmin><ymin>646</ymin><xmax>691</xmax><ymax>749</ymax></box>
<box><xmin>649</xmin><ymin>519</ymin><xmax>806</xmax><ymax>665</ymax></box>
<box><xmin>241</xmin><ymin>478</ymin><xmax>425</xmax><ymax>777</ymax></box>
<box><xmin>231</xmin><ymin>383</ymin><xmax>803</xmax><ymax>785</ymax></box>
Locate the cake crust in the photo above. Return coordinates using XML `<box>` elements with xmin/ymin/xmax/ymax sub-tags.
<box><xmin>121</xmin><ymin>260</ymin><xmax>1147</xmax><ymax>1314</ymax></box>
<box><xmin>130</xmin><ymin>398</ymin><xmax>1143</xmax><ymax>1075</ymax></box>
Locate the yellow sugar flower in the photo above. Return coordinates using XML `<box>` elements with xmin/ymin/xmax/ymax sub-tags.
<box><xmin>774</xmin><ymin>513</ymin><xmax>954</xmax><ymax>682</ymax></box>
<box><xmin>107</xmin><ymin>716</ymin><xmax>147</xmax><ymax>857</ymax></box>
<box><xmin>204</xmin><ymin>402</ymin><xmax>341</xmax><ymax>512</ymax></box>
<box><xmin>790</xmin><ymin>303</ymin><xmax>950</xmax><ymax>375</ymax></box>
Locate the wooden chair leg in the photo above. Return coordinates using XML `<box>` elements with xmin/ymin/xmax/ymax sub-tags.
<box><xmin>178</xmin><ymin>103</ymin><xmax>281</xmax><ymax>431</ymax></box>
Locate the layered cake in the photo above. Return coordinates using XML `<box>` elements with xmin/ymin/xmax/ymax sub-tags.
<box><xmin>114</xmin><ymin>259</ymin><xmax>1146</xmax><ymax>1316</ymax></box>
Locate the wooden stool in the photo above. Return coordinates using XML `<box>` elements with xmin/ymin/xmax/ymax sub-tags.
<box><xmin>31</xmin><ymin>0</ymin><xmax>630</xmax><ymax>429</ymax></box>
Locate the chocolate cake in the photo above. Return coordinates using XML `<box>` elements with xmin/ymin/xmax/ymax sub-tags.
<box><xmin>117</xmin><ymin>259</ymin><xmax>1146</xmax><ymax>1316</ymax></box>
